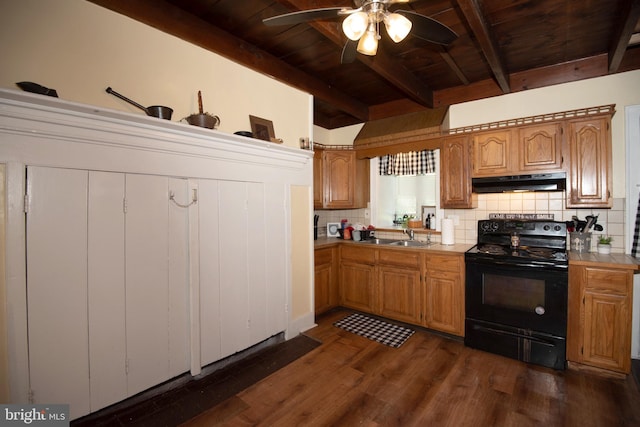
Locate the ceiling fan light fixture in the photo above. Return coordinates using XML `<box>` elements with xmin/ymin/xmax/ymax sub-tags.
<box><xmin>357</xmin><ymin>25</ymin><xmax>379</xmax><ymax>56</ymax></box>
<box><xmin>384</xmin><ymin>12</ymin><xmax>412</xmax><ymax>43</ymax></box>
<box><xmin>342</xmin><ymin>11</ymin><xmax>368</xmax><ymax>41</ymax></box>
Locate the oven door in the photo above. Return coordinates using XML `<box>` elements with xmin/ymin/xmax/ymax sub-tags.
<box><xmin>464</xmin><ymin>257</ymin><xmax>567</xmax><ymax>337</ymax></box>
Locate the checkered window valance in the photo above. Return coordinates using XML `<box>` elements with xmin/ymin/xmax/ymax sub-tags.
<box><xmin>378</xmin><ymin>150</ymin><xmax>436</xmax><ymax>175</ymax></box>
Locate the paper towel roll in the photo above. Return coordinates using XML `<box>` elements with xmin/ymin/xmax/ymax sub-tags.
<box><xmin>441</xmin><ymin>218</ymin><xmax>455</xmax><ymax>245</ymax></box>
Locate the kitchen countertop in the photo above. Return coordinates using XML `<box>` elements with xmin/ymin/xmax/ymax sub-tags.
<box><xmin>568</xmin><ymin>252</ymin><xmax>640</xmax><ymax>270</ymax></box>
<box><xmin>316</xmin><ymin>237</ymin><xmax>640</xmax><ymax>268</ymax></box>
<box><xmin>314</xmin><ymin>236</ymin><xmax>473</xmax><ymax>254</ymax></box>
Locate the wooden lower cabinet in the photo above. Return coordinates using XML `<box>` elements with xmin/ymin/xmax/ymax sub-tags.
<box><xmin>568</xmin><ymin>264</ymin><xmax>634</xmax><ymax>374</ymax></box>
<box><xmin>314</xmin><ymin>246</ymin><xmax>338</xmax><ymax>315</ymax></box>
<box><xmin>378</xmin><ymin>249</ymin><xmax>421</xmax><ymax>324</ymax></box>
<box><xmin>424</xmin><ymin>253</ymin><xmax>465</xmax><ymax>336</ymax></box>
<box><xmin>339</xmin><ymin>246</ymin><xmax>377</xmax><ymax>313</ymax></box>
<box><xmin>336</xmin><ymin>245</ymin><xmax>465</xmax><ymax>337</ymax></box>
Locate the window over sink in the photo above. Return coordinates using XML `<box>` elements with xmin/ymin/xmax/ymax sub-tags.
<box><xmin>370</xmin><ymin>149</ymin><xmax>442</xmax><ymax>228</ymax></box>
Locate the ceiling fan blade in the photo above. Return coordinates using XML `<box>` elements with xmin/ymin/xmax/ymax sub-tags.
<box><xmin>341</xmin><ymin>39</ymin><xmax>358</xmax><ymax>64</ymax></box>
<box><xmin>263</xmin><ymin>7</ymin><xmax>350</xmax><ymax>26</ymax></box>
<box><xmin>396</xmin><ymin>10</ymin><xmax>458</xmax><ymax>45</ymax></box>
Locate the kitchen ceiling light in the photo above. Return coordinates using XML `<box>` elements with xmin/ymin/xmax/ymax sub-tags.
<box><xmin>342</xmin><ymin>11</ymin><xmax>368</xmax><ymax>41</ymax></box>
<box><xmin>264</xmin><ymin>1</ymin><xmax>457</xmax><ymax>61</ymax></box>
<box><xmin>357</xmin><ymin>24</ymin><xmax>379</xmax><ymax>55</ymax></box>
<box><xmin>384</xmin><ymin>12</ymin><xmax>412</xmax><ymax>43</ymax></box>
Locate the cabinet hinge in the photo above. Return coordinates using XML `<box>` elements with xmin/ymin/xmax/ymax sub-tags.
<box><xmin>28</xmin><ymin>389</ymin><xmax>34</xmax><ymax>404</ymax></box>
<box><xmin>123</xmin><ymin>197</ymin><xmax>128</xmax><ymax>214</ymax></box>
<box><xmin>23</xmin><ymin>193</ymin><xmax>30</xmax><ymax>213</ymax></box>
<box><xmin>581</xmin><ymin>347</ymin><xmax>583</xmax><ymax>355</ymax></box>
<box><xmin>125</xmin><ymin>358</ymin><xmax>130</xmax><ymax>375</ymax></box>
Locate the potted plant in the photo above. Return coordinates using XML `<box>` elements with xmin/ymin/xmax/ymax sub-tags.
<box><xmin>597</xmin><ymin>235</ymin><xmax>612</xmax><ymax>254</ymax></box>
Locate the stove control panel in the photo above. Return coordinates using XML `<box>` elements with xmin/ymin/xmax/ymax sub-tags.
<box><xmin>478</xmin><ymin>219</ymin><xmax>566</xmax><ymax>237</ymax></box>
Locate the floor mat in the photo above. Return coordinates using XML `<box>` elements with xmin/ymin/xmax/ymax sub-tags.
<box><xmin>334</xmin><ymin>313</ymin><xmax>415</xmax><ymax>348</ymax></box>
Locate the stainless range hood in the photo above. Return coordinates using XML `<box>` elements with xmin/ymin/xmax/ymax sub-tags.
<box><xmin>472</xmin><ymin>172</ymin><xmax>566</xmax><ymax>193</ymax></box>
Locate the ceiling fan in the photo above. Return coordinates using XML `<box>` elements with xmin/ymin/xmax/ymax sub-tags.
<box><xmin>263</xmin><ymin>0</ymin><xmax>457</xmax><ymax>63</ymax></box>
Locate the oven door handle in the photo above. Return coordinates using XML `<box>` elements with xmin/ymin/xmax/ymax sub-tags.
<box><xmin>466</xmin><ymin>258</ymin><xmax>567</xmax><ymax>269</ymax></box>
<box><xmin>471</xmin><ymin>324</ymin><xmax>557</xmax><ymax>347</ymax></box>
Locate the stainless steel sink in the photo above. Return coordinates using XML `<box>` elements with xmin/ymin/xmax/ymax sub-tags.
<box><xmin>387</xmin><ymin>240</ymin><xmax>426</xmax><ymax>247</ymax></box>
<box><xmin>361</xmin><ymin>238</ymin><xmax>397</xmax><ymax>245</ymax></box>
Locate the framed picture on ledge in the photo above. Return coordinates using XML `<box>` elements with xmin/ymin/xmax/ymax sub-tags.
<box><xmin>249</xmin><ymin>115</ymin><xmax>275</xmax><ymax>142</ymax></box>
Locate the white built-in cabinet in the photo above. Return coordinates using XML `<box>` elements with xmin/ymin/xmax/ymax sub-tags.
<box><xmin>26</xmin><ymin>167</ymin><xmax>190</xmax><ymax>417</ymax></box>
<box><xmin>25</xmin><ymin>167</ymin><xmax>290</xmax><ymax>419</ymax></box>
<box><xmin>1</xmin><ymin>89</ymin><xmax>312</xmax><ymax>421</ymax></box>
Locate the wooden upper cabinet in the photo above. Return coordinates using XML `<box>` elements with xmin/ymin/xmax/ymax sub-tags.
<box><xmin>566</xmin><ymin>116</ymin><xmax>612</xmax><ymax>208</ymax></box>
<box><xmin>313</xmin><ymin>149</ymin><xmax>323</xmax><ymax>209</ymax></box>
<box><xmin>471</xmin><ymin>124</ymin><xmax>564</xmax><ymax>177</ymax></box>
<box><xmin>314</xmin><ymin>149</ymin><xmax>369</xmax><ymax>209</ymax></box>
<box><xmin>472</xmin><ymin>130</ymin><xmax>513</xmax><ymax>177</ymax></box>
<box><xmin>440</xmin><ymin>135</ymin><xmax>476</xmax><ymax>209</ymax></box>
<box><xmin>518</xmin><ymin>123</ymin><xmax>564</xmax><ymax>171</ymax></box>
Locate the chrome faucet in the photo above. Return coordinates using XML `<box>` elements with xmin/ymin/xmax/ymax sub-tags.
<box><xmin>404</xmin><ymin>229</ymin><xmax>415</xmax><ymax>240</ymax></box>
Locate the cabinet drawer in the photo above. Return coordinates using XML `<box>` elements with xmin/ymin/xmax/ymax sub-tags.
<box><xmin>378</xmin><ymin>249</ymin><xmax>421</xmax><ymax>268</ymax></box>
<box><xmin>585</xmin><ymin>267</ymin><xmax>630</xmax><ymax>295</ymax></box>
<box><xmin>427</xmin><ymin>269</ymin><xmax>460</xmax><ymax>281</ymax></box>
<box><xmin>314</xmin><ymin>247</ymin><xmax>334</xmax><ymax>266</ymax></box>
<box><xmin>340</xmin><ymin>245</ymin><xmax>376</xmax><ymax>264</ymax></box>
<box><xmin>426</xmin><ymin>254</ymin><xmax>462</xmax><ymax>272</ymax></box>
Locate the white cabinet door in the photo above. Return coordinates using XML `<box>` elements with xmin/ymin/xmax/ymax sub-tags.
<box><xmin>247</xmin><ymin>182</ymin><xmax>287</xmax><ymax>345</ymax></box>
<box><xmin>216</xmin><ymin>181</ymin><xmax>287</xmax><ymax>358</ymax></box>
<box><xmin>124</xmin><ymin>174</ymin><xmax>170</xmax><ymax>396</ymax></box>
<box><xmin>124</xmin><ymin>174</ymin><xmax>190</xmax><ymax>396</ymax></box>
<box><xmin>26</xmin><ymin>166</ymin><xmax>90</xmax><ymax>419</ymax></box>
<box><xmin>247</xmin><ymin>183</ymin><xmax>268</xmax><ymax>346</ymax></box>
<box><xmin>262</xmin><ymin>183</ymin><xmax>287</xmax><ymax>337</ymax></box>
<box><xmin>167</xmin><ymin>177</ymin><xmax>190</xmax><ymax>377</ymax></box>
<box><xmin>198</xmin><ymin>179</ymin><xmax>221</xmax><ymax>366</ymax></box>
<box><xmin>87</xmin><ymin>171</ymin><xmax>127</xmax><ymax>412</ymax></box>
<box><xmin>27</xmin><ymin>168</ymin><xmax>190</xmax><ymax>416</ymax></box>
<box><xmin>218</xmin><ymin>180</ymin><xmax>250</xmax><ymax>358</ymax></box>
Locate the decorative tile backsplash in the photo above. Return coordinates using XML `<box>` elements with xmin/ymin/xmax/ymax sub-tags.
<box><xmin>315</xmin><ymin>192</ymin><xmax>627</xmax><ymax>253</ymax></box>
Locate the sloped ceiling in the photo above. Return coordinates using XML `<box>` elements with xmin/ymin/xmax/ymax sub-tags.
<box><xmin>89</xmin><ymin>0</ymin><xmax>640</xmax><ymax>129</ymax></box>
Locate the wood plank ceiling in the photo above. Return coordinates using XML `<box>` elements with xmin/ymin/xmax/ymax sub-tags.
<box><xmin>89</xmin><ymin>0</ymin><xmax>640</xmax><ymax>129</ymax></box>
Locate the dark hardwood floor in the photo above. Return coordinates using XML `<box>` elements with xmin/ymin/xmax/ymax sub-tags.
<box><xmin>183</xmin><ymin>308</ymin><xmax>640</xmax><ymax>427</ymax></box>
<box><xmin>72</xmin><ymin>307</ymin><xmax>640</xmax><ymax>426</ymax></box>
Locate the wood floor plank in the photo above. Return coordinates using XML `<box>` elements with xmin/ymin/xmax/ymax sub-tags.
<box><xmin>182</xmin><ymin>308</ymin><xmax>640</xmax><ymax>426</ymax></box>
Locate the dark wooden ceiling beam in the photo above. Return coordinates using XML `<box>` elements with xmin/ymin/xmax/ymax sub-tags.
<box><xmin>608</xmin><ymin>0</ymin><xmax>640</xmax><ymax>73</ymax></box>
<box><xmin>455</xmin><ymin>0</ymin><xmax>510</xmax><ymax>93</ymax></box>
<box><xmin>278</xmin><ymin>0</ymin><xmax>436</xmax><ymax>108</ymax></box>
<box><xmin>434</xmin><ymin>54</ymin><xmax>608</xmax><ymax>107</ymax></box>
<box><xmin>87</xmin><ymin>0</ymin><xmax>370</xmax><ymax>121</ymax></box>
<box><xmin>439</xmin><ymin>47</ymin><xmax>470</xmax><ymax>85</ymax></box>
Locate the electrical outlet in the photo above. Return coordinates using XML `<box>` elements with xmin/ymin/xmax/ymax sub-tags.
<box><xmin>364</xmin><ymin>209</ymin><xmax>370</xmax><ymax>219</ymax></box>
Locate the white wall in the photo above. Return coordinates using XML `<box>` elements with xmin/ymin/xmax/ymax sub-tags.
<box><xmin>0</xmin><ymin>0</ymin><xmax>312</xmax><ymax>149</ymax></box>
<box><xmin>313</xmin><ymin>123</ymin><xmax>363</xmax><ymax>145</ymax></box>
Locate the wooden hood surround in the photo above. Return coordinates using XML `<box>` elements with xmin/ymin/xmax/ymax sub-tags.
<box><xmin>354</xmin><ymin>108</ymin><xmax>448</xmax><ymax>158</ymax></box>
